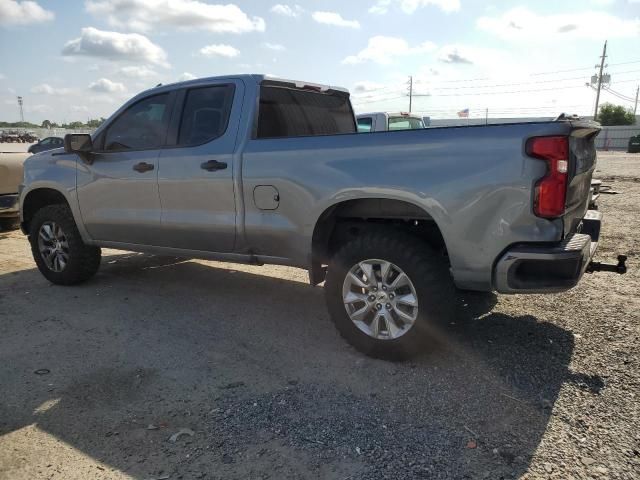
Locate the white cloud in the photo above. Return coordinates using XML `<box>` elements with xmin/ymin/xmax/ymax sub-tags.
<box><xmin>270</xmin><ymin>4</ymin><xmax>302</xmax><ymax>17</ymax></box>
<box><xmin>31</xmin><ymin>83</ymin><xmax>72</xmax><ymax>95</ymax></box>
<box><xmin>477</xmin><ymin>7</ymin><xmax>640</xmax><ymax>40</ymax></box>
<box><xmin>312</xmin><ymin>11</ymin><xmax>360</xmax><ymax>28</ymax></box>
<box><xmin>369</xmin><ymin>0</ymin><xmax>460</xmax><ymax>15</ymax></box>
<box><xmin>118</xmin><ymin>66</ymin><xmax>158</xmax><ymax>78</ymax></box>
<box><xmin>0</xmin><ymin>73</ymin><xmax>5</xmax><ymax>80</ymax></box>
<box><xmin>70</xmin><ymin>105</ymin><xmax>90</xmax><ymax>112</ymax></box>
<box><xmin>0</xmin><ymin>0</ymin><xmax>54</xmax><ymax>26</ymax></box>
<box><xmin>89</xmin><ymin>78</ymin><xmax>126</xmax><ymax>93</ymax></box>
<box><xmin>437</xmin><ymin>45</ymin><xmax>474</xmax><ymax>64</ymax></box>
<box><xmin>86</xmin><ymin>0</ymin><xmax>265</xmax><ymax>34</ymax></box>
<box><xmin>343</xmin><ymin>36</ymin><xmax>436</xmax><ymax>65</ymax></box>
<box><xmin>62</xmin><ymin>27</ymin><xmax>169</xmax><ymax>67</ymax></box>
<box><xmin>263</xmin><ymin>42</ymin><xmax>285</xmax><ymax>51</ymax></box>
<box><xmin>199</xmin><ymin>44</ymin><xmax>240</xmax><ymax>58</ymax></box>
<box><xmin>178</xmin><ymin>72</ymin><xmax>197</xmax><ymax>81</ymax></box>
<box><xmin>352</xmin><ymin>81</ymin><xmax>385</xmax><ymax>93</ymax></box>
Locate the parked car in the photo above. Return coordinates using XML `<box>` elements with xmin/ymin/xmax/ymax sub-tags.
<box><xmin>0</xmin><ymin>152</ymin><xmax>29</xmax><ymax>229</ymax></box>
<box><xmin>20</xmin><ymin>74</ymin><xmax>610</xmax><ymax>358</ymax></box>
<box><xmin>27</xmin><ymin>136</ymin><xmax>64</xmax><ymax>154</ymax></box>
<box><xmin>0</xmin><ymin>130</ymin><xmax>21</xmax><ymax>143</ymax></box>
<box><xmin>20</xmin><ymin>131</ymin><xmax>39</xmax><ymax>143</ymax></box>
<box><xmin>356</xmin><ymin>112</ymin><xmax>425</xmax><ymax>132</ymax></box>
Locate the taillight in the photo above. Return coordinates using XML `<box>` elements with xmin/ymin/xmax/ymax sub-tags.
<box><xmin>526</xmin><ymin>136</ymin><xmax>569</xmax><ymax>218</ymax></box>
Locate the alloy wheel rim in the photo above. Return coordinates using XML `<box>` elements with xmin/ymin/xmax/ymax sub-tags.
<box><xmin>38</xmin><ymin>221</ymin><xmax>69</xmax><ymax>272</ymax></box>
<box><xmin>342</xmin><ymin>259</ymin><xmax>419</xmax><ymax>340</ymax></box>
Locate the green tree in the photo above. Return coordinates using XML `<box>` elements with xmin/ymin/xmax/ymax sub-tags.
<box><xmin>597</xmin><ymin>103</ymin><xmax>636</xmax><ymax>126</ymax></box>
<box><xmin>86</xmin><ymin>117</ymin><xmax>105</xmax><ymax>128</ymax></box>
<box><xmin>67</xmin><ymin>121</ymin><xmax>84</xmax><ymax>129</ymax></box>
<box><xmin>41</xmin><ymin>120</ymin><xmax>52</xmax><ymax>129</ymax></box>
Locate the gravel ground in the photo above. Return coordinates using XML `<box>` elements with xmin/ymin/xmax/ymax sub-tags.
<box><xmin>0</xmin><ymin>142</ymin><xmax>34</xmax><ymax>153</ymax></box>
<box><xmin>0</xmin><ymin>152</ymin><xmax>638</xmax><ymax>480</ymax></box>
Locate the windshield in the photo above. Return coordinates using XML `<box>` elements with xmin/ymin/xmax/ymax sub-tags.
<box><xmin>388</xmin><ymin>116</ymin><xmax>424</xmax><ymax>130</ymax></box>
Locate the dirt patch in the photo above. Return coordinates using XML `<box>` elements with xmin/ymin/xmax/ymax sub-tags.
<box><xmin>0</xmin><ymin>152</ymin><xmax>639</xmax><ymax>479</ymax></box>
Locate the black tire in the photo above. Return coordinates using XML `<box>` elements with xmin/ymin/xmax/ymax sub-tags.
<box><xmin>29</xmin><ymin>204</ymin><xmax>101</xmax><ymax>285</ymax></box>
<box><xmin>325</xmin><ymin>228</ymin><xmax>454</xmax><ymax>360</ymax></box>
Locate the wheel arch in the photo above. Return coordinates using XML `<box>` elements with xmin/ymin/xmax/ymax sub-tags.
<box><xmin>21</xmin><ymin>187</ymin><xmax>73</xmax><ymax>235</ymax></box>
<box><xmin>310</xmin><ymin>197</ymin><xmax>450</xmax><ymax>285</ymax></box>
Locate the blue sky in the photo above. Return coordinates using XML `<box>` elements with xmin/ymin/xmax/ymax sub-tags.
<box><xmin>0</xmin><ymin>0</ymin><xmax>639</xmax><ymax>123</ymax></box>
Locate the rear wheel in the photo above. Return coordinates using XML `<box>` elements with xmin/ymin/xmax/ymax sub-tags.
<box><xmin>325</xmin><ymin>229</ymin><xmax>454</xmax><ymax>359</ymax></box>
<box><xmin>29</xmin><ymin>204</ymin><xmax>101</xmax><ymax>285</ymax></box>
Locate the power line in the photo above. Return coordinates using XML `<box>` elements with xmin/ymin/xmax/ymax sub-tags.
<box><xmin>354</xmin><ymin>69</ymin><xmax>640</xmax><ymax>100</ymax></box>
<box><xmin>531</xmin><ymin>65</ymin><xmax>597</xmax><ymax>76</ymax></box>
<box><xmin>610</xmin><ymin>78</ymin><xmax>640</xmax><ymax>84</ymax></box>
<box><xmin>421</xmin><ymin>84</ymin><xmax>585</xmax><ymax>97</ymax></box>
<box><xmin>351</xmin><ymin>66</ymin><xmax>640</xmax><ymax>98</ymax></box>
<box><xmin>604</xmin><ymin>86</ymin><xmax>636</xmax><ymax>101</ymax></box>
<box><xmin>609</xmin><ymin>60</ymin><xmax>640</xmax><ymax>67</ymax></box>
<box><xmin>602</xmin><ymin>87</ymin><xmax>636</xmax><ymax>104</ymax></box>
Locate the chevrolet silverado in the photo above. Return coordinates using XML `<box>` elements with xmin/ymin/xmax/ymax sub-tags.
<box><xmin>19</xmin><ymin>74</ymin><xmax>609</xmax><ymax>358</ymax></box>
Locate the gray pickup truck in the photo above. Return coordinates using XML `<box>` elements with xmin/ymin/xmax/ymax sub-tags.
<box><xmin>19</xmin><ymin>74</ymin><xmax>607</xmax><ymax>358</ymax></box>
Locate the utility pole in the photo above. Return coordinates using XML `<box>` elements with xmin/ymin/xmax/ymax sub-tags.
<box><xmin>634</xmin><ymin>85</ymin><xmax>639</xmax><ymax>116</ymax></box>
<box><xmin>407</xmin><ymin>75</ymin><xmax>413</xmax><ymax>113</ymax></box>
<box><xmin>485</xmin><ymin>108</ymin><xmax>488</xmax><ymax>125</ymax></box>
<box><xmin>593</xmin><ymin>40</ymin><xmax>607</xmax><ymax>122</ymax></box>
<box><xmin>17</xmin><ymin>96</ymin><xmax>24</xmax><ymax>123</ymax></box>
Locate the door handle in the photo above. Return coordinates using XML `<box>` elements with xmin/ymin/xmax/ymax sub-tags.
<box><xmin>200</xmin><ymin>160</ymin><xmax>228</xmax><ymax>171</ymax></box>
<box><xmin>133</xmin><ymin>162</ymin><xmax>155</xmax><ymax>173</ymax></box>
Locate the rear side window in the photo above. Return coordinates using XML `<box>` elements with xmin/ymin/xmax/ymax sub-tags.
<box><xmin>357</xmin><ymin>117</ymin><xmax>373</xmax><ymax>133</ymax></box>
<box><xmin>178</xmin><ymin>85</ymin><xmax>235</xmax><ymax>146</ymax></box>
<box><xmin>257</xmin><ymin>86</ymin><xmax>356</xmax><ymax>139</ymax></box>
<box><xmin>104</xmin><ymin>93</ymin><xmax>171</xmax><ymax>151</ymax></box>
<box><xmin>388</xmin><ymin>117</ymin><xmax>424</xmax><ymax>131</ymax></box>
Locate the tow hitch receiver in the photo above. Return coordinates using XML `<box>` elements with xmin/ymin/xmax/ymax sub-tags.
<box><xmin>586</xmin><ymin>255</ymin><xmax>627</xmax><ymax>274</ymax></box>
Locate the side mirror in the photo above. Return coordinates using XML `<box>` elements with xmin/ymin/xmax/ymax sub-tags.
<box><xmin>64</xmin><ymin>133</ymin><xmax>93</xmax><ymax>153</ymax></box>
<box><xmin>64</xmin><ymin>133</ymin><xmax>94</xmax><ymax>164</ymax></box>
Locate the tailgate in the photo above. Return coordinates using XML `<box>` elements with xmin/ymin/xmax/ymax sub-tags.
<box><xmin>564</xmin><ymin>123</ymin><xmax>601</xmax><ymax>236</ymax></box>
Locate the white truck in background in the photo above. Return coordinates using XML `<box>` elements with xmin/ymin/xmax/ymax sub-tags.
<box><xmin>356</xmin><ymin>112</ymin><xmax>425</xmax><ymax>133</ymax></box>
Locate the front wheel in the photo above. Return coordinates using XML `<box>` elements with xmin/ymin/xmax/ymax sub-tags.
<box><xmin>325</xmin><ymin>229</ymin><xmax>454</xmax><ymax>359</ymax></box>
<box><xmin>29</xmin><ymin>204</ymin><xmax>101</xmax><ymax>285</ymax></box>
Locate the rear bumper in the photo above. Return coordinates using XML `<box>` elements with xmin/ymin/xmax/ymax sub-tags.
<box><xmin>494</xmin><ymin>210</ymin><xmax>601</xmax><ymax>293</ymax></box>
<box><xmin>0</xmin><ymin>193</ymin><xmax>19</xmax><ymax>218</ymax></box>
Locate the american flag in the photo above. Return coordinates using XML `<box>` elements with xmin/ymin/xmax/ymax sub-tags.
<box><xmin>457</xmin><ymin>108</ymin><xmax>469</xmax><ymax>118</ymax></box>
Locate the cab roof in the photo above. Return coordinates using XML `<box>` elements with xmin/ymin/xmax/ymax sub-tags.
<box><xmin>145</xmin><ymin>74</ymin><xmax>349</xmax><ymax>96</ymax></box>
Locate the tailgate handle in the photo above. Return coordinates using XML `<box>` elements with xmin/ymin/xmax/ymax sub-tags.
<box><xmin>201</xmin><ymin>160</ymin><xmax>227</xmax><ymax>171</ymax></box>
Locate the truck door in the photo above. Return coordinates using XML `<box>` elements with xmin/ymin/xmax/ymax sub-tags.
<box><xmin>76</xmin><ymin>92</ymin><xmax>175</xmax><ymax>245</ymax></box>
<box><xmin>156</xmin><ymin>81</ymin><xmax>242</xmax><ymax>252</ymax></box>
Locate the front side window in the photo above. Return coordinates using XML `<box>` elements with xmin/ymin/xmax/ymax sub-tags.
<box><xmin>357</xmin><ymin>117</ymin><xmax>373</xmax><ymax>133</ymax></box>
<box><xmin>104</xmin><ymin>93</ymin><xmax>171</xmax><ymax>151</ymax></box>
<box><xmin>178</xmin><ymin>85</ymin><xmax>235</xmax><ymax>146</ymax></box>
<box><xmin>257</xmin><ymin>86</ymin><xmax>356</xmax><ymax>139</ymax></box>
